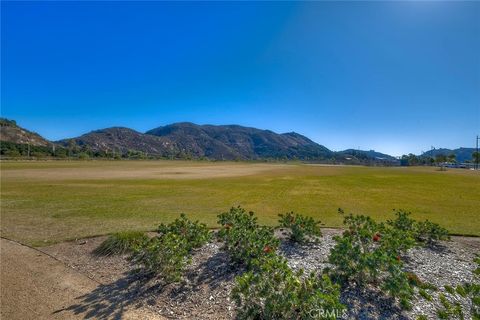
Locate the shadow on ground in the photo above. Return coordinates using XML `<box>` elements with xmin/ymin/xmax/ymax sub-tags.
<box><xmin>57</xmin><ymin>249</ymin><xmax>239</xmax><ymax>319</ymax></box>
<box><xmin>341</xmin><ymin>286</ymin><xmax>410</xmax><ymax>320</ymax></box>
<box><xmin>54</xmin><ymin>272</ymin><xmax>162</xmax><ymax>320</ymax></box>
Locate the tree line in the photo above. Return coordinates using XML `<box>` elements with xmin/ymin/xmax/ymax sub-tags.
<box><xmin>400</xmin><ymin>152</ymin><xmax>480</xmax><ymax>167</ymax></box>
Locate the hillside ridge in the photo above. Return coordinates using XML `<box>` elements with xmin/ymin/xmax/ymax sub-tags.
<box><xmin>2</xmin><ymin>118</ymin><xmax>474</xmax><ymax>163</ymax></box>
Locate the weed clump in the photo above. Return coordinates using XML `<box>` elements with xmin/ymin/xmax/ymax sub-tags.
<box><xmin>93</xmin><ymin>231</ymin><xmax>148</xmax><ymax>256</ymax></box>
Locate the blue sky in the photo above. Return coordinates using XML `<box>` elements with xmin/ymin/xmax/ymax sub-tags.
<box><xmin>2</xmin><ymin>1</ymin><xmax>479</xmax><ymax>156</ymax></box>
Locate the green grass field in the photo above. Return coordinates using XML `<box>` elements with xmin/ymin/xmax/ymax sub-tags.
<box><xmin>1</xmin><ymin>160</ymin><xmax>479</xmax><ymax>246</ymax></box>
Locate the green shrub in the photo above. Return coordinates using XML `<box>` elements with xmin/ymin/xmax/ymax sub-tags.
<box><xmin>378</xmin><ymin>225</ymin><xmax>416</xmax><ymax>257</ymax></box>
<box><xmin>278</xmin><ymin>211</ymin><xmax>322</xmax><ymax>243</ymax></box>
<box><xmin>387</xmin><ymin>210</ymin><xmax>450</xmax><ymax>245</ymax></box>
<box><xmin>217</xmin><ymin>207</ymin><xmax>279</xmax><ymax>267</ymax></box>
<box><xmin>93</xmin><ymin>231</ymin><xmax>148</xmax><ymax>256</ymax></box>
<box><xmin>157</xmin><ymin>213</ymin><xmax>211</xmax><ymax>251</ymax></box>
<box><xmin>131</xmin><ymin>214</ymin><xmax>211</xmax><ymax>282</ymax></box>
<box><xmin>232</xmin><ymin>255</ymin><xmax>345</xmax><ymax>320</ymax></box>
<box><xmin>387</xmin><ymin>210</ymin><xmax>416</xmax><ymax>233</ymax></box>
<box><xmin>328</xmin><ymin>212</ymin><xmax>415</xmax><ymax>308</ymax></box>
<box><xmin>414</xmin><ymin>220</ymin><xmax>450</xmax><ymax>244</ymax></box>
<box><xmin>217</xmin><ymin>206</ymin><xmax>258</xmax><ymax>230</ymax></box>
<box><xmin>131</xmin><ymin>232</ymin><xmax>190</xmax><ymax>282</ymax></box>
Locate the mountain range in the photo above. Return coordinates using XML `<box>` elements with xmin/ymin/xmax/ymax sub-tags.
<box><xmin>55</xmin><ymin>122</ymin><xmax>333</xmax><ymax>160</ymax></box>
<box><xmin>0</xmin><ymin>118</ymin><xmax>476</xmax><ymax>163</ymax></box>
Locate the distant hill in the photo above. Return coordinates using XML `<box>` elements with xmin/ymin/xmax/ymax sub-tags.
<box><xmin>338</xmin><ymin>149</ymin><xmax>397</xmax><ymax>161</ymax></box>
<box><xmin>55</xmin><ymin>122</ymin><xmax>333</xmax><ymax>160</ymax></box>
<box><xmin>146</xmin><ymin>122</ymin><xmax>332</xmax><ymax>160</ymax></box>
<box><xmin>0</xmin><ymin>118</ymin><xmax>50</xmax><ymax>146</ymax></box>
<box><xmin>421</xmin><ymin>148</ymin><xmax>477</xmax><ymax>163</ymax></box>
<box><xmin>56</xmin><ymin>127</ymin><xmax>177</xmax><ymax>157</ymax></box>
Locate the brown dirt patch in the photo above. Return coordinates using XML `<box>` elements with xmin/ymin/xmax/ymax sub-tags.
<box><xmin>0</xmin><ymin>238</ymin><xmax>163</xmax><ymax>320</ymax></box>
<box><xmin>1</xmin><ymin>162</ymin><xmax>290</xmax><ymax>181</ymax></box>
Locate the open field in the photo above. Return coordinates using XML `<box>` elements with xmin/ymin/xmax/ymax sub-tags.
<box><xmin>1</xmin><ymin>161</ymin><xmax>479</xmax><ymax>246</ymax></box>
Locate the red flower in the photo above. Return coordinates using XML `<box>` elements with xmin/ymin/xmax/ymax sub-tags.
<box><xmin>372</xmin><ymin>233</ymin><xmax>381</xmax><ymax>242</ymax></box>
<box><xmin>396</xmin><ymin>255</ymin><xmax>401</xmax><ymax>262</ymax></box>
<box><xmin>263</xmin><ymin>246</ymin><xmax>272</xmax><ymax>253</ymax></box>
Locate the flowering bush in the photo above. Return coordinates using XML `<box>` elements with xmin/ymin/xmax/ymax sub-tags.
<box><xmin>278</xmin><ymin>211</ymin><xmax>322</xmax><ymax>243</ymax></box>
<box><xmin>328</xmin><ymin>211</ymin><xmax>417</xmax><ymax>308</ymax></box>
<box><xmin>217</xmin><ymin>207</ymin><xmax>279</xmax><ymax>267</ymax></box>
<box><xmin>232</xmin><ymin>255</ymin><xmax>345</xmax><ymax>320</ymax></box>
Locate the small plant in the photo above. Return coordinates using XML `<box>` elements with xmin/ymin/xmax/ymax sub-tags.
<box><xmin>232</xmin><ymin>255</ymin><xmax>345</xmax><ymax>320</ymax></box>
<box><xmin>418</xmin><ymin>288</ymin><xmax>432</xmax><ymax>301</ymax></box>
<box><xmin>217</xmin><ymin>207</ymin><xmax>279</xmax><ymax>267</ymax></box>
<box><xmin>378</xmin><ymin>225</ymin><xmax>416</xmax><ymax>257</ymax></box>
<box><xmin>414</xmin><ymin>220</ymin><xmax>450</xmax><ymax>244</ymax></box>
<box><xmin>157</xmin><ymin>213</ymin><xmax>211</xmax><ymax>251</ymax></box>
<box><xmin>131</xmin><ymin>213</ymin><xmax>211</xmax><ymax>282</ymax></box>
<box><xmin>278</xmin><ymin>211</ymin><xmax>322</xmax><ymax>243</ymax></box>
<box><xmin>131</xmin><ymin>232</ymin><xmax>190</xmax><ymax>282</ymax></box>
<box><xmin>93</xmin><ymin>231</ymin><xmax>149</xmax><ymax>256</ymax></box>
<box><xmin>435</xmin><ymin>256</ymin><xmax>480</xmax><ymax>319</ymax></box>
<box><xmin>387</xmin><ymin>210</ymin><xmax>416</xmax><ymax>233</ymax></box>
<box><xmin>217</xmin><ymin>206</ymin><xmax>258</xmax><ymax>230</ymax></box>
<box><xmin>328</xmin><ymin>211</ymin><xmax>417</xmax><ymax>309</ymax></box>
<box><xmin>387</xmin><ymin>210</ymin><xmax>450</xmax><ymax>246</ymax></box>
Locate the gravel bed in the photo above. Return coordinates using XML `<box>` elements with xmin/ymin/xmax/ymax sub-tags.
<box><xmin>40</xmin><ymin>231</ymin><xmax>479</xmax><ymax>320</ymax></box>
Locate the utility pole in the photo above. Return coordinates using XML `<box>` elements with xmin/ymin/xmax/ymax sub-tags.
<box><xmin>27</xmin><ymin>143</ymin><xmax>31</xmax><ymax>158</ymax></box>
<box><xmin>476</xmin><ymin>135</ymin><xmax>479</xmax><ymax>170</ymax></box>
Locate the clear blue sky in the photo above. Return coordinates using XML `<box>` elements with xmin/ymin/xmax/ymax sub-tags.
<box><xmin>2</xmin><ymin>1</ymin><xmax>479</xmax><ymax>156</ymax></box>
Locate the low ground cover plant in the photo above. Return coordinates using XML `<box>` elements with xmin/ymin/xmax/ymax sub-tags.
<box><xmin>131</xmin><ymin>213</ymin><xmax>211</xmax><ymax>282</ymax></box>
<box><xmin>93</xmin><ymin>231</ymin><xmax>149</xmax><ymax>256</ymax></box>
<box><xmin>232</xmin><ymin>254</ymin><xmax>345</xmax><ymax>320</ymax></box>
<box><xmin>435</xmin><ymin>256</ymin><xmax>480</xmax><ymax>319</ymax></box>
<box><xmin>217</xmin><ymin>206</ymin><xmax>279</xmax><ymax>267</ymax></box>
<box><xmin>278</xmin><ymin>211</ymin><xmax>322</xmax><ymax>243</ymax></box>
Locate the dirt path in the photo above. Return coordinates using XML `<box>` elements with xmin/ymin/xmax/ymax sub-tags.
<box><xmin>0</xmin><ymin>238</ymin><xmax>162</xmax><ymax>320</ymax></box>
